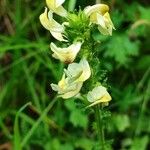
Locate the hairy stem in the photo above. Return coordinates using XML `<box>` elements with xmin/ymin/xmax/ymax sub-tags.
<box><xmin>95</xmin><ymin>105</ymin><xmax>105</xmax><ymax>150</ymax></box>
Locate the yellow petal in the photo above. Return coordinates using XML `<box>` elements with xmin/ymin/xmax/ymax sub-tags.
<box><xmin>46</xmin><ymin>0</ymin><xmax>67</xmax><ymax>17</ymax></box>
<box><xmin>55</xmin><ymin>0</ymin><xmax>65</xmax><ymax>7</ymax></box>
<box><xmin>39</xmin><ymin>8</ymin><xmax>53</xmax><ymax>31</ymax></box>
<box><xmin>65</xmin><ymin>58</ymin><xmax>91</xmax><ymax>82</ymax></box>
<box><xmin>55</xmin><ymin>6</ymin><xmax>67</xmax><ymax>17</ymax></box>
<box><xmin>50</xmin><ymin>31</ymin><xmax>67</xmax><ymax>41</ymax></box>
<box><xmin>39</xmin><ymin>8</ymin><xmax>66</xmax><ymax>41</ymax></box>
<box><xmin>46</xmin><ymin>0</ymin><xmax>65</xmax><ymax>8</ymax></box>
<box><xmin>51</xmin><ymin>73</ymin><xmax>83</xmax><ymax>99</ymax></box>
<box><xmin>84</xmin><ymin>4</ymin><xmax>115</xmax><ymax>36</ymax></box>
<box><xmin>60</xmin><ymin>82</ymin><xmax>83</xmax><ymax>99</ymax></box>
<box><xmin>87</xmin><ymin>86</ymin><xmax>112</xmax><ymax>107</ymax></box>
<box><xmin>97</xmin><ymin>12</ymin><xmax>115</xmax><ymax>35</ymax></box>
<box><xmin>98</xmin><ymin>25</ymin><xmax>110</xmax><ymax>35</ymax></box>
<box><xmin>87</xmin><ymin>93</ymin><xmax>111</xmax><ymax>107</ymax></box>
<box><xmin>50</xmin><ymin>42</ymin><xmax>82</xmax><ymax>63</ymax></box>
<box><xmin>104</xmin><ymin>12</ymin><xmax>115</xmax><ymax>30</ymax></box>
<box><xmin>58</xmin><ymin>73</ymin><xmax>66</xmax><ymax>88</ymax></box>
<box><xmin>76</xmin><ymin>58</ymin><xmax>91</xmax><ymax>82</ymax></box>
<box><xmin>84</xmin><ymin>4</ymin><xmax>109</xmax><ymax>16</ymax></box>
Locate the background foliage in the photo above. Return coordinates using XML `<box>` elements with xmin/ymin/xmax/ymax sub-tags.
<box><xmin>0</xmin><ymin>0</ymin><xmax>150</xmax><ymax>149</ymax></box>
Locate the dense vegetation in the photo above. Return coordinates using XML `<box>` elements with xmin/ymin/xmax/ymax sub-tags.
<box><xmin>0</xmin><ymin>0</ymin><xmax>150</xmax><ymax>149</ymax></box>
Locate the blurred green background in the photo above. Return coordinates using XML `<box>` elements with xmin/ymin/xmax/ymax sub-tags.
<box><xmin>0</xmin><ymin>0</ymin><xmax>150</xmax><ymax>149</ymax></box>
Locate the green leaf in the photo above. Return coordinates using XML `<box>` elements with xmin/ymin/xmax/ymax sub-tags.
<box><xmin>139</xmin><ymin>6</ymin><xmax>150</xmax><ymax>20</ymax></box>
<box><xmin>65</xmin><ymin>100</ymin><xmax>88</xmax><ymax>128</ymax></box>
<box><xmin>75</xmin><ymin>138</ymin><xmax>94</xmax><ymax>150</ymax></box>
<box><xmin>104</xmin><ymin>34</ymin><xmax>139</xmax><ymax>65</ymax></box>
<box><xmin>124</xmin><ymin>2</ymin><xmax>140</xmax><ymax>21</ymax></box>
<box><xmin>61</xmin><ymin>143</ymin><xmax>74</xmax><ymax>150</ymax></box>
<box><xmin>113</xmin><ymin>114</ymin><xmax>130</xmax><ymax>132</ymax></box>
<box><xmin>70</xmin><ymin>110</ymin><xmax>88</xmax><ymax>128</ymax></box>
<box><xmin>130</xmin><ymin>136</ymin><xmax>149</xmax><ymax>150</ymax></box>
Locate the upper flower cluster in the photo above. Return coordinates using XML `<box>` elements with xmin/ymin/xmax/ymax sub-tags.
<box><xmin>39</xmin><ymin>0</ymin><xmax>114</xmax><ymax>107</ymax></box>
<box><xmin>84</xmin><ymin>4</ymin><xmax>115</xmax><ymax>35</ymax></box>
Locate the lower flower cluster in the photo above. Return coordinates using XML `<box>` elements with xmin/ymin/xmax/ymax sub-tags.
<box><xmin>39</xmin><ymin>0</ymin><xmax>114</xmax><ymax>107</ymax></box>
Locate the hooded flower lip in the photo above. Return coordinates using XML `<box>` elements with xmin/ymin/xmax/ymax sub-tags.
<box><xmin>46</xmin><ymin>0</ymin><xmax>67</xmax><ymax>17</ymax></box>
<box><xmin>51</xmin><ymin>73</ymin><xmax>83</xmax><ymax>99</ymax></box>
<box><xmin>97</xmin><ymin>12</ymin><xmax>115</xmax><ymax>35</ymax></box>
<box><xmin>84</xmin><ymin>4</ymin><xmax>115</xmax><ymax>35</ymax></box>
<box><xmin>39</xmin><ymin>8</ymin><xmax>67</xmax><ymax>41</ymax></box>
<box><xmin>64</xmin><ymin>58</ymin><xmax>91</xmax><ymax>83</ymax></box>
<box><xmin>84</xmin><ymin>4</ymin><xmax>109</xmax><ymax>17</ymax></box>
<box><xmin>50</xmin><ymin>42</ymin><xmax>82</xmax><ymax>63</ymax></box>
<box><xmin>87</xmin><ymin>86</ymin><xmax>112</xmax><ymax>107</ymax></box>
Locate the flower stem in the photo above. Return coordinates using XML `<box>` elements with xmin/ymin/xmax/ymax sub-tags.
<box><xmin>95</xmin><ymin>105</ymin><xmax>105</xmax><ymax>150</ymax></box>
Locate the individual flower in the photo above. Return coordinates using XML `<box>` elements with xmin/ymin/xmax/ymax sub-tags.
<box><xmin>84</xmin><ymin>4</ymin><xmax>115</xmax><ymax>35</ymax></box>
<box><xmin>46</xmin><ymin>0</ymin><xmax>67</xmax><ymax>17</ymax></box>
<box><xmin>84</xmin><ymin>4</ymin><xmax>109</xmax><ymax>17</ymax></box>
<box><xmin>39</xmin><ymin>8</ymin><xmax>67</xmax><ymax>41</ymax></box>
<box><xmin>97</xmin><ymin>12</ymin><xmax>115</xmax><ymax>35</ymax></box>
<box><xmin>51</xmin><ymin>58</ymin><xmax>91</xmax><ymax>99</ymax></box>
<box><xmin>87</xmin><ymin>85</ymin><xmax>112</xmax><ymax>107</ymax></box>
<box><xmin>64</xmin><ymin>58</ymin><xmax>91</xmax><ymax>83</ymax></box>
<box><xmin>50</xmin><ymin>41</ymin><xmax>82</xmax><ymax>63</ymax></box>
<box><xmin>51</xmin><ymin>74</ymin><xmax>83</xmax><ymax>99</ymax></box>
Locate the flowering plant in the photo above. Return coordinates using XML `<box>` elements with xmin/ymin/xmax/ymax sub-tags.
<box><xmin>40</xmin><ymin>0</ymin><xmax>115</xmax><ymax>149</ymax></box>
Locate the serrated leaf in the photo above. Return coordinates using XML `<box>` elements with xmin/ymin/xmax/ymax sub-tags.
<box><xmin>51</xmin><ymin>138</ymin><xmax>61</xmax><ymax>150</ymax></box>
<box><xmin>104</xmin><ymin>34</ymin><xmax>139</xmax><ymax>65</ymax></box>
<box><xmin>65</xmin><ymin>100</ymin><xmax>88</xmax><ymax>128</ymax></box>
<box><xmin>70</xmin><ymin>110</ymin><xmax>88</xmax><ymax>128</ymax></box>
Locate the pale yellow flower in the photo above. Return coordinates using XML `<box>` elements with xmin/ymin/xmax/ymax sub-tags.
<box><xmin>51</xmin><ymin>58</ymin><xmax>91</xmax><ymax>99</ymax></box>
<box><xmin>64</xmin><ymin>58</ymin><xmax>91</xmax><ymax>83</ymax></box>
<box><xmin>51</xmin><ymin>74</ymin><xmax>83</xmax><ymax>99</ymax></box>
<box><xmin>84</xmin><ymin>4</ymin><xmax>115</xmax><ymax>35</ymax></box>
<box><xmin>97</xmin><ymin>12</ymin><xmax>115</xmax><ymax>35</ymax></box>
<box><xmin>84</xmin><ymin>4</ymin><xmax>109</xmax><ymax>17</ymax></box>
<box><xmin>50</xmin><ymin>42</ymin><xmax>82</xmax><ymax>63</ymax></box>
<box><xmin>46</xmin><ymin>0</ymin><xmax>67</xmax><ymax>17</ymax></box>
<box><xmin>39</xmin><ymin>8</ymin><xmax>66</xmax><ymax>41</ymax></box>
<box><xmin>87</xmin><ymin>86</ymin><xmax>112</xmax><ymax>107</ymax></box>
